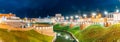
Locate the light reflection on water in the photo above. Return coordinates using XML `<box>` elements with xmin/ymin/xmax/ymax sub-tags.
<box><xmin>54</xmin><ymin>32</ymin><xmax>76</xmax><ymax>42</ymax></box>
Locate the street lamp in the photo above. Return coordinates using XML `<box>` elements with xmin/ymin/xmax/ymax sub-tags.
<box><xmin>91</xmin><ymin>12</ymin><xmax>96</xmax><ymax>19</ymax></box>
<box><xmin>83</xmin><ymin>14</ymin><xmax>87</xmax><ymax>18</ymax></box>
<box><xmin>116</xmin><ymin>9</ymin><xmax>119</xmax><ymax>13</ymax></box>
<box><xmin>66</xmin><ymin>16</ymin><xmax>69</xmax><ymax>20</ymax></box>
<box><xmin>92</xmin><ymin>12</ymin><xmax>96</xmax><ymax>16</ymax></box>
<box><xmin>75</xmin><ymin>15</ymin><xmax>79</xmax><ymax>18</ymax></box>
<box><xmin>104</xmin><ymin>11</ymin><xmax>108</xmax><ymax>15</ymax></box>
<box><xmin>83</xmin><ymin>14</ymin><xmax>87</xmax><ymax>22</ymax></box>
<box><xmin>104</xmin><ymin>11</ymin><xmax>108</xmax><ymax>18</ymax></box>
<box><xmin>70</xmin><ymin>16</ymin><xmax>73</xmax><ymax>19</ymax></box>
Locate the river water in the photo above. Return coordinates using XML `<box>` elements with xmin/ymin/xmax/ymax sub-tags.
<box><xmin>54</xmin><ymin>31</ymin><xmax>77</xmax><ymax>42</ymax></box>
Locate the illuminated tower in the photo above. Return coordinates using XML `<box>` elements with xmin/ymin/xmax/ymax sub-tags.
<box><xmin>95</xmin><ymin>13</ymin><xmax>102</xmax><ymax>22</ymax></box>
<box><xmin>98</xmin><ymin>13</ymin><xmax>102</xmax><ymax>18</ymax></box>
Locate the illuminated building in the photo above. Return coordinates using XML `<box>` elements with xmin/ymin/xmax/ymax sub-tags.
<box><xmin>37</xmin><ymin>18</ymin><xmax>52</xmax><ymax>23</ymax></box>
<box><xmin>55</xmin><ymin>13</ymin><xmax>62</xmax><ymax>20</ymax></box>
<box><xmin>98</xmin><ymin>13</ymin><xmax>102</xmax><ymax>18</ymax></box>
<box><xmin>0</xmin><ymin>13</ymin><xmax>15</xmax><ymax>18</ymax></box>
<box><xmin>55</xmin><ymin>13</ymin><xmax>65</xmax><ymax>22</ymax></box>
<box><xmin>33</xmin><ymin>23</ymin><xmax>55</xmax><ymax>36</ymax></box>
<box><xmin>0</xmin><ymin>13</ymin><xmax>21</xmax><ymax>23</ymax></box>
<box><xmin>113</xmin><ymin>12</ymin><xmax>120</xmax><ymax>21</ymax></box>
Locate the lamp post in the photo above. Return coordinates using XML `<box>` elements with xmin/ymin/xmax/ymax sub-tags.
<box><xmin>75</xmin><ymin>15</ymin><xmax>79</xmax><ymax>18</ymax></box>
<box><xmin>116</xmin><ymin>9</ymin><xmax>119</xmax><ymax>13</ymax></box>
<box><xmin>104</xmin><ymin>11</ymin><xmax>108</xmax><ymax>23</ymax></box>
<box><xmin>70</xmin><ymin>16</ymin><xmax>73</xmax><ymax>19</ymax></box>
<box><xmin>83</xmin><ymin>14</ymin><xmax>87</xmax><ymax>18</ymax></box>
<box><xmin>92</xmin><ymin>12</ymin><xmax>96</xmax><ymax>18</ymax></box>
<box><xmin>70</xmin><ymin>16</ymin><xmax>73</xmax><ymax>22</ymax></box>
<box><xmin>91</xmin><ymin>12</ymin><xmax>96</xmax><ymax>23</ymax></box>
<box><xmin>66</xmin><ymin>16</ymin><xmax>69</xmax><ymax>20</ymax></box>
<box><xmin>104</xmin><ymin>11</ymin><xmax>108</xmax><ymax>17</ymax></box>
<box><xmin>92</xmin><ymin>13</ymin><xmax>96</xmax><ymax>16</ymax></box>
<box><xmin>65</xmin><ymin>16</ymin><xmax>69</xmax><ymax>22</ymax></box>
<box><xmin>83</xmin><ymin>14</ymin><xmax>87</xmax><ymax>22</ymax></box>
<box><xmin>75</xmin><ymin>15</ymin><xmax>79</xmax><ymax>21</ymax></box>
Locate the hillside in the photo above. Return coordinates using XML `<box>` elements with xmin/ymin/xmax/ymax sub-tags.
<box><xmin>0</xmin><ymin>28</ymin><xmax>54</xmax><ymax>42</ymax></box>
<box><xmin>54</xmin><ymin>24</ymin><xmax>120</xmax><ymax>42</ymax></box>
<box><xmin>75</xmin><ymin>24</ymin><xmax>120</xmax><ymax>42</ymax></box>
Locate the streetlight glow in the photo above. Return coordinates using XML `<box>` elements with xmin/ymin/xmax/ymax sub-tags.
<box><xmin>83</xmin><ymin>14</ymin><xmax>87</xmax><ymax>17</ymax></box>
<box><xmin>70</xmin><ymin>16</ymin><xmax>73</xmax><ymax>19</ymax></box>
<box><xmin>104</xmin><ymin>11</ymin><xmax>108</xmax><ymax>15</ymax></box>
<box><xmin>66</xmin><ymin>16</ymin><xmax>69</xmax><ymax>19</ymax></box>
<box><xmin>75</xmin><ymin>15</ymin><xmax>79</xmax><ymax>18</ymax></box>
<box><xmin>92</xmin><ymin>12</ymin><xmax>96</xmax><ymax>16</ymax></box>
<box><xmin>116</xmin><ymin>9</ymin><xmax>119</xmax><ymax>13</ymax></box>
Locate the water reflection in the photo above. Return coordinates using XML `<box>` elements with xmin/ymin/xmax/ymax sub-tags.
<box><xmin>54</xmin><ymin>31</ymin><xmax>77</xmax><ymax>42</ymax></box>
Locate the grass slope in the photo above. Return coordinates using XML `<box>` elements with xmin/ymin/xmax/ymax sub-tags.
<box><xmin>96</xmin><ymin>24</ymin><xmax>120</xmax><ymax>42</ymax></box>
<box><xmin>75</xmin><ymin>24</ymin><xmax>106</xmax><ymax>42</ymax></box>
<box><xmin>54</xmin><ymin>24</ymin><xmax>120</xmax><ymax>42</ymax></box>
<box><xmin>75</xmin><ymin>24</ymin><xmax>120</xmax><ymax>42</ymax></box>
<box><xmin>0</xmin><ymin>28</ymin><xmax>53</xmax><ymax>42</ymax></box>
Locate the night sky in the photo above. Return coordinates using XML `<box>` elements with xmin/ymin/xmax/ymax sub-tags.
<box><xmin>0</xmin><ymin>0</ymin><xmax>120</xmax><ymax>18</ymax></box>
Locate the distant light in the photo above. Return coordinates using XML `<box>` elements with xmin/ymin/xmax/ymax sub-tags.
<box><xmin>66</xmin><ymin>16</ymin><xmax>69</xmax><ymax>19</ymax></box>
<box><xmin>83</xmin><ymin>14</ymin><xmax>87</xmax><ymax>17</ymax></box>
<box><xmin>75</xmin><ymin>15</ymin><xmax>79</xmax><ymax>18</ymax></box>
<box><xmin>9</xmin><ymin>13</ymin><xmax>12</xmax><ymax>14</ymax></box>
<box><xmin>104</xmin><ymin>11</ymin><xmax>108</xmax><ymax>15</ymax></box>
<box><xmin>70</xmin><ymin>16</ymin><xmax>73</xmax><ymax>19</ymax></box>
<box><xmin>45</xmin><ymin>27</ymin><xmax>47</xmax><ymax>29</ymax></box>
<box><xmin>92</xmin><ymin>12</ymin><xmax>96</xmax><ymax>16</ymax></box>
<box><xmin>57</xmin><ymin>33</ymin><xmax>61</xmax><ymax>36</ymax></box>
<box><xmin>116</xmin><ymin>9</ymin><xmax>119</xmax><ymax>13</ymax></box>
<box><xmin>65</xmin><ymin>35</ymin><xmax>69</xmax><ymax>39</ymax></box>
<box><xmin>40</xmin><ymin>28</ymin><xmax>41</xmax><ymax>30</ymax></box>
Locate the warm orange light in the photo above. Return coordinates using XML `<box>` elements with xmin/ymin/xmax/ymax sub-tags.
<box><xmin>0</xmin><ymin>14</ymin><xmax>15</xmax><ymax>18</ymax></box>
